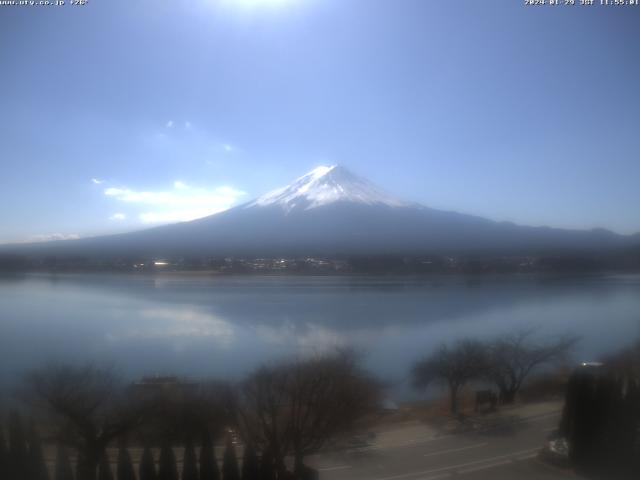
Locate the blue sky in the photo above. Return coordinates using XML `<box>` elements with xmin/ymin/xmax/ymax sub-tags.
<box><xmin>1</xmin><ymin>0</ymin><xmax>639</xmax><ymax>243</ymax></box>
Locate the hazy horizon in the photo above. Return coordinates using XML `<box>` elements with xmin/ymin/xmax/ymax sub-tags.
<box><xmin>2</xmin><ymin>163</ymin><xmax>639</xmax><ymax>247</ymax></box>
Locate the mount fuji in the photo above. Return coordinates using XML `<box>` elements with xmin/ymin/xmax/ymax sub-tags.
<box><xmin>245</xmin><ymin>165</ymin><xmax>413</xmax><ymax>212</ymax></box>
<box><xmin>3</xmin><ymin>165</ymin><xmax>638</xmax><ymax>258</ymax></box>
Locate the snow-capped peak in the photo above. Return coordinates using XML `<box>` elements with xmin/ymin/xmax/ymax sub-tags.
<box><xmin>246</xmin><ymin>165</ymin><xmax>411</xmax><ymax>212</ymax></box>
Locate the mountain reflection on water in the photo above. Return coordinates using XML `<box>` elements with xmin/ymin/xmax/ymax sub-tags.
<box><xmin>1</xmin><ymin>273</ymin><xmax>639</xmax><ymax>398</ymax></box>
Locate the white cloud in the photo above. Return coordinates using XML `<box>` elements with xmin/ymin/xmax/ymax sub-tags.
<box><xmin>26</xmin><ymin>233</ymin><xmax>80</xmax><ymax>243</ymax></box>
<box><xmin>222</xmin><ymin>143</ymin><xmax>235</xmax><ymax>152</ymax></box>
<box><xmin>185</xmin><ymin>121</ymin><xmax>192</xmax><ymax>129</ymax></box>
<box><xmin>91</xmin><ymin>178</ymin><xmax>103</xmax><ymax>184</ymax></box>
<box><xmin>138</xmin><ymin>210</ymin><xmax>222</xmax><ymax>224</ymax></box>
<box><xmin>166</xmin><ymin>120</ymin><xmax>174</xmax><ymax>128</ymax></box>
<box><xmin>109</xmin><ymin>213</ymin><xmax>126</xmax><ymax>221</ymax></box>
<box><xmin>104</xmin><ymin>181</ymin><xmax>246</xmax><ymax>224</ymax></box>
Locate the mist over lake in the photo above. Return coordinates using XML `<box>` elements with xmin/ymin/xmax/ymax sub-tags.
<box><xmin>1</xmin><ymin>273</ymin><xmax>639</xmax><ymax>398</ymax></box>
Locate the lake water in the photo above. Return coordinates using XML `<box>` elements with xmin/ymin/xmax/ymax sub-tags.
<box><xmin>1</xmin><ymin>273</ymin><xmax>639</xmax><ymax>398</ymax></box>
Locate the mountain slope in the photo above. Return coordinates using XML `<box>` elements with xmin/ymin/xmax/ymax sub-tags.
<box><xmin>2</xmin><ymin>166</ymin><xmax>638</xmax><ymax>258</ymax></box>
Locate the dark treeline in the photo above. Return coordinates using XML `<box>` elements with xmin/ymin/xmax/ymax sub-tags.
<box><xmin>2</xmin><ymin>251</ymin><xmax>640</xmax><ymax>274</ymax></box>
<box><xmin>0</xmin><ymin>350</ymin><xmax>379</xmax><ymax>480</ymax></box>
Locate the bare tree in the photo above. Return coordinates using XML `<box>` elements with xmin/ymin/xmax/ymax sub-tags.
<box><xmin>286</xmin><ymin>352</ymin><xmax>380</xmax><ymax>475</ymax></box>
<box><xmin>24</xmin><ymin>365</ymin><xmax>149</xmax><ymax>480</ymax></box>
<box><xmin>236</xmin><ymin>364</ymin><xmax>291</xmax><ymax>477</ymax></box>
<box><xmin>485</xmin><ymin>329</ymin><xmax>577</xmax><ymax>404</ymax></box>
<box><xmin>236</xmin><ymin>351</ymin><xmax>380</xmax><ymax>478</ymax></box>
<box><xmin>412</xmin><ymin>339</ymin><xmax>487</xmax><ymax>415</ymax></box>
<box><xmin>138</xmin><ymin>377</ymin><xmax>231</xmax><ymax>444</ymax></box>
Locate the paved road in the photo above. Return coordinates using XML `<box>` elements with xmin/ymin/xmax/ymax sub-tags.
<box><xmin>310</xmin><ymin>410</ymin><xmax>575</xmax><ymax>480</ymax></box>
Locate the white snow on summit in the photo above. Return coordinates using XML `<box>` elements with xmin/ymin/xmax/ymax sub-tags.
<box><xmin>246</xmin><ymin>165</ymin><xmax>411</xmax><ymax>213</ymax></box>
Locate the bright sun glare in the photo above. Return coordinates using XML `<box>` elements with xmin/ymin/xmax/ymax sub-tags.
<box><xmin>222</xmin><ymin>0</ymin><xmax>293</xmax><ymax>8</ymax></box>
